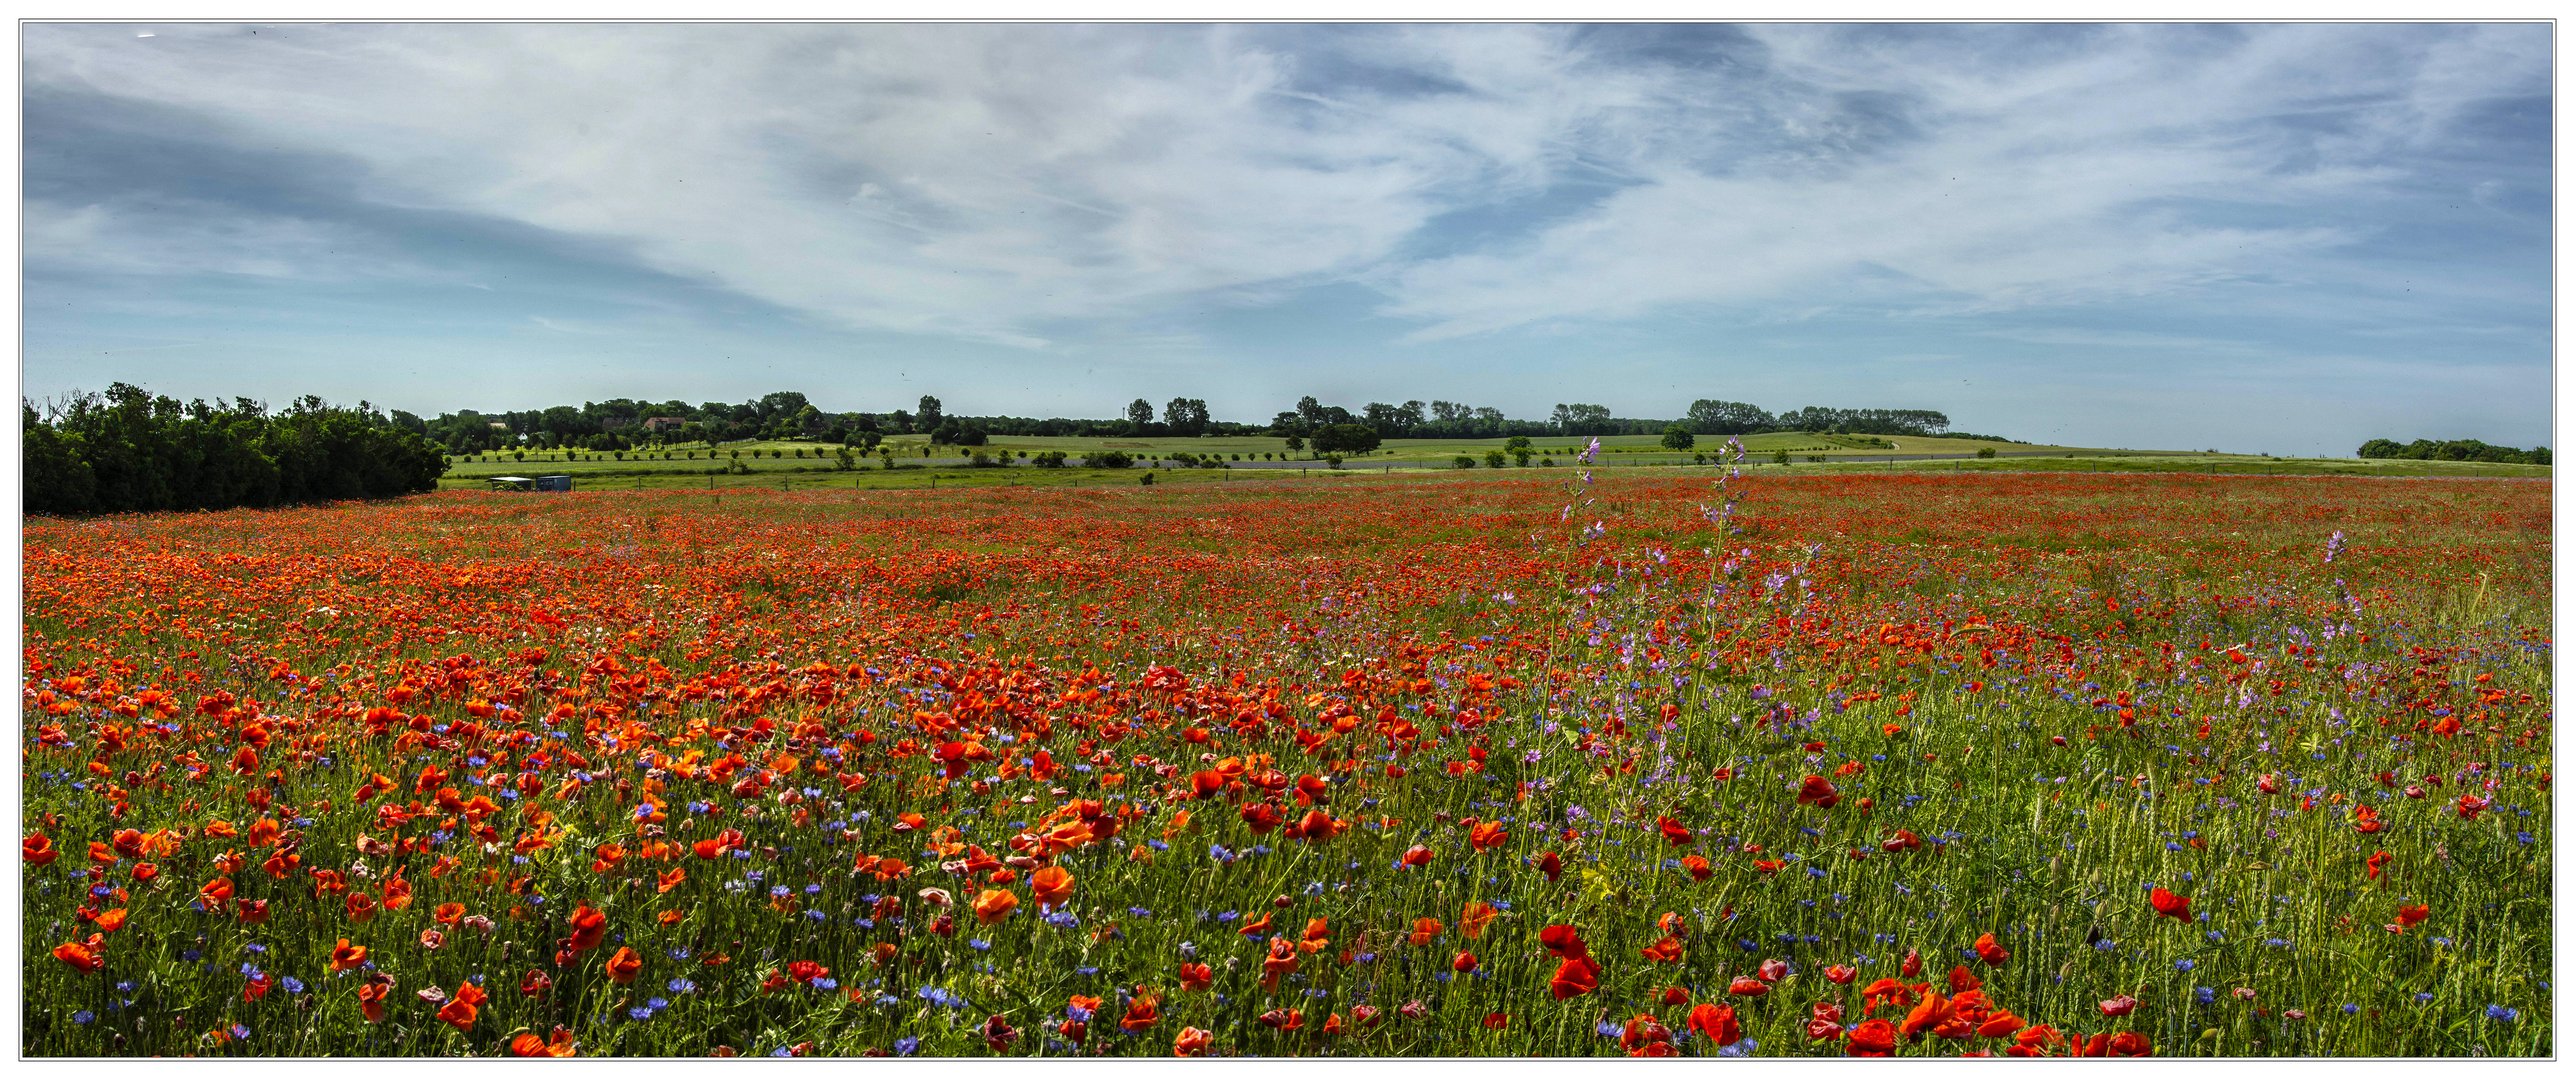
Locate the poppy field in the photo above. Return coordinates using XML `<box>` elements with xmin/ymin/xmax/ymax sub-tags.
<box><xmin>19</xmin><ymin>458</ymin><xmax>2553</xmax><ymax>1057</ymax></box>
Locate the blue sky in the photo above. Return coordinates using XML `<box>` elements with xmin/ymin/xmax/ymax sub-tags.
<box><xmin>20</xmin><ymin>22</ymin><xmax>2552</xmax><ymax>453</ymax></box>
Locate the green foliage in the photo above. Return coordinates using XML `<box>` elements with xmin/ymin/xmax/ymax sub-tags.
<box><xmin>1977</xmin><ymin>447</ymin><xmax>1998</xmax><ymax>459</ymax></box>
<box><xmin>22</xmin><ymin>384</ymin><xmax>445</xmax><ymax>516</ymax></box>
<box><xmin>2358</xmin><ymin>437</ymin><xmax>2547</xmax><ymax>465</ymax></box>
<box><xmin>1311</xmin><ymin>423</ymin><xmax>1381</xmax><ymax>455</ymax></box>
<box><xmin>1660</xmin><ymin>424</ymin><xmax>1695</xmax><ymax>451</ymax></box>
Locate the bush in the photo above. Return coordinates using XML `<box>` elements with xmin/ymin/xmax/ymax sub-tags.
<box><xmin>1976</xmin><ymin>447</ymin><xmax>1997</xmax><ymax>459</ymax></box>
<box><xmin>1485</xmin><ymin>450</ymin><xmax>1508</xmax><ymax>469</ymax></box>
<box><xmin>1084</xmin><ymin>450</ymin><xmax>1134</xmax><ymax>469</ymax></box>
<box><xmin>1453</xmin><ymin>455</ymin><xmax>1477</xmax><ymax>469</ymax></box>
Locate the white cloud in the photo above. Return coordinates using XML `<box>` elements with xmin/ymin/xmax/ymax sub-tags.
<box><xmin>21</xmin><ymin>22</ymin><xmax>2550</xmax><ymax>350</ymax></box>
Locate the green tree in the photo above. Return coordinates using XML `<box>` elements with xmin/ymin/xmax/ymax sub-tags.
<box><xmin>1311</xmin><ymin>424</ymin><xmax>1380</xmax><ymax>455</ymax></box>
<box><xmin>1661</xmin><ymin>424</ymin><xmax>1696</xmax><ymax>451</ymax></box>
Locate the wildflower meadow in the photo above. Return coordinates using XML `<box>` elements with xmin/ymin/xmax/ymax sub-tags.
<box><xmin>20</xmin><ymin>454</ymin><xmax>2552</xmax><ymax>1057</ymax></box>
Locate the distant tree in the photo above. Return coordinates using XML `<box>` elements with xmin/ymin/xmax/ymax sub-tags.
<box><xmin>1126</xmin><ymin>398</ymin><xmax>1156</xmax><ymax>433</ymax></box>
<box><xmin>1485</xmin><ymin>449</ymin><xmax>1508</xmax><ymax>469</ymax></box>
<box><xmin>1661</xmin><ymin>424</ymin><xmax>1696</xmax><ymax>451</ymax></box>
<box><xmin>1312</xmin><ymin>424</ymin><xmax>1381</xmax><ymax>456</ymax></box>
<box><xmin>916</xmin><ymin>396</ymin><xmax>943</xmax><ymax>432</ymax></box>
<box><xmin>1685</xmin><ymin>399</ymin><xmax>1775</xmax><ymax>436</ymax></box>
<box><xmin>1163</xmin><ymin>397</ymin><xmax>1211</xmax><ymax>437</ymax></box>
<box><xmin>1454</xmin><ymin>454</ymin><xmax>1477</xmax><ymax>469</ymax></box>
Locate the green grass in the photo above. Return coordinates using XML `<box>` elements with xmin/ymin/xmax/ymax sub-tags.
<box><xmin>439</xmin><ymin>441</ymin><xmax>2548</xmax><ymax>495</ymax></box>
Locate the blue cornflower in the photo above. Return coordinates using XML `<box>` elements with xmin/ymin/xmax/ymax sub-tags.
<box><xmin>2487</xmin><ymin>1005</ymin><xmax>2519</xmax><ymax>1022</ymax></box>
<box><xmin>2175</xmin><ymin>959</ymin><xmax>2195</xmax><ymax>972</ymax></box>
<box><xmin>893</xmin><ymin>1037</ymin><xmax>920</xmax><ymax>1056</ymax></box>
<box><xmin>72</xmin><ymin>1011</ymin><xmax>95</xmax><ymax>1025</ymax></box>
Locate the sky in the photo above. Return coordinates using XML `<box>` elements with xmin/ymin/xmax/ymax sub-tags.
<box><xmin>18</xmin><ymin>21</ymin><xmax>2553</xmax><ymax>454</ymax></box>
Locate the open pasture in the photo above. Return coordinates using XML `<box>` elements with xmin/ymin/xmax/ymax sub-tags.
<box><xmin>20</xmin><ymin>470</ymin><xmax>2551</xmax><ymax>1057</ymax></box>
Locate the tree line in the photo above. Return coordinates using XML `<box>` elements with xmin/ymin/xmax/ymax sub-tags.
<box><xmin>24</xmin><ymin>384</ymin><xmax>448</xmax><ymax>516</ymax></box>
<box><xmin>2356</xmin><ymin>437</ymin><xmax>2550</xmax><ymax>465</ymax></box>
<box><xmin>402</xmin><ymin>390</ymin><xmax>1984</xmax><ymax>453</ymax></box>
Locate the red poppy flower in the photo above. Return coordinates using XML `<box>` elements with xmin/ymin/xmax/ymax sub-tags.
<box><xmin>330</xmin><ymin>938</ymin><xmax>369</xmax><ymax>972</ymax></box>
<box><xmin>1687</xmin><ymin>1003</ymin><xmax>1740</xmax><ymax>1045</ymax></box>
<box><xmin>1797</xmin><ymin>775</ymin><xmax>1841</xmax><ymax>808</ymax></box>
<box><xmin>509</xmin><ymin>1027</ymin><xmax>579</xmax><ymax>1057</ymax></box>
<box><xmin>566</xmin><ymin>903</ymin><xmax>607</xmax><ymax>952</ymax></box>
<box><xmin>1845</xmin><ymin>1018</ymin><xmax>1898</xmax><ymax>1056</ymax></box>
<box><xmin>1121</xmin><ymin>991</ymin><xmax>1162</xmax><ymax>1032</ymax></box>
<box><xmin>53</xmin><ymin>935</ymin><xmax>105</xmax><ymax>974</ymax></box>
<box><xmin>1657</xmin><ymin>816</ymin><xmax>1693</xmax><ymax>846</ymax></box>
<box><xmin>1972</xmin><ymin>932</ymin><xmax>2010</xmax><ymax>967</ymax></box>
<box><xmin>1030</xmin><ymin>865</ymin><xmax>1074</xmax><ymax>908</ymax></box>
<box><xmin>2149</xmin><ymin>887</ymin><xmax>2193</xmax><ymax>922</ymax></box>
<box><xmin>971</xmin><ymin>888</ymin><xmax>1018</xmax><ymax>923</ymax></box>
<box><xmin>604</xmin><ymin>946</ymin><xmax>643</xmax><ymax>983</ymax></box>
<box><xmin>1549</xmin><ymin>956</ymin><xmax>1601</xmax><ymax>999</ymax></box>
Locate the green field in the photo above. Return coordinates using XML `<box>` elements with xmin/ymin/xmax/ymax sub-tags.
<box><xmin>437</xmin><ymin>434</ymin><xmax>2547</xmax><ymax>494</ymax></box>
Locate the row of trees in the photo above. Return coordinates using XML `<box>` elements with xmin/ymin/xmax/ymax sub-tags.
<box><xmin>2357</xmin><ymin>438</ymin><xmax>2550</xmax><ymax>465</ymax></box>
<box><xmin>406</xmin><ymin>390</ymin><xmax>1974</xmax><ymax>455</ymax></box>
<box><xmin>25</xmin><ymin>384</ymin><xmax>448</xmax><ymax>516</ymax></box>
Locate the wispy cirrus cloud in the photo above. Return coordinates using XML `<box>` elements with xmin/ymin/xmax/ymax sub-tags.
<box><xmin>18</xmin><ymin>22</ymin><xmax>2551</xmax><ymax>453</ymax></box>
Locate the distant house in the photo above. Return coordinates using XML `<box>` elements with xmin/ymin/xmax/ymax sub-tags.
<box><xmin>487</xmin><ymin>421</ymin><xmax>511</xmax><ymax>432</ymax></box>
<box><xmin>643</xmin><ymin>417</ymin><xmax>686</xmax><ymax>432</ymax></box>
